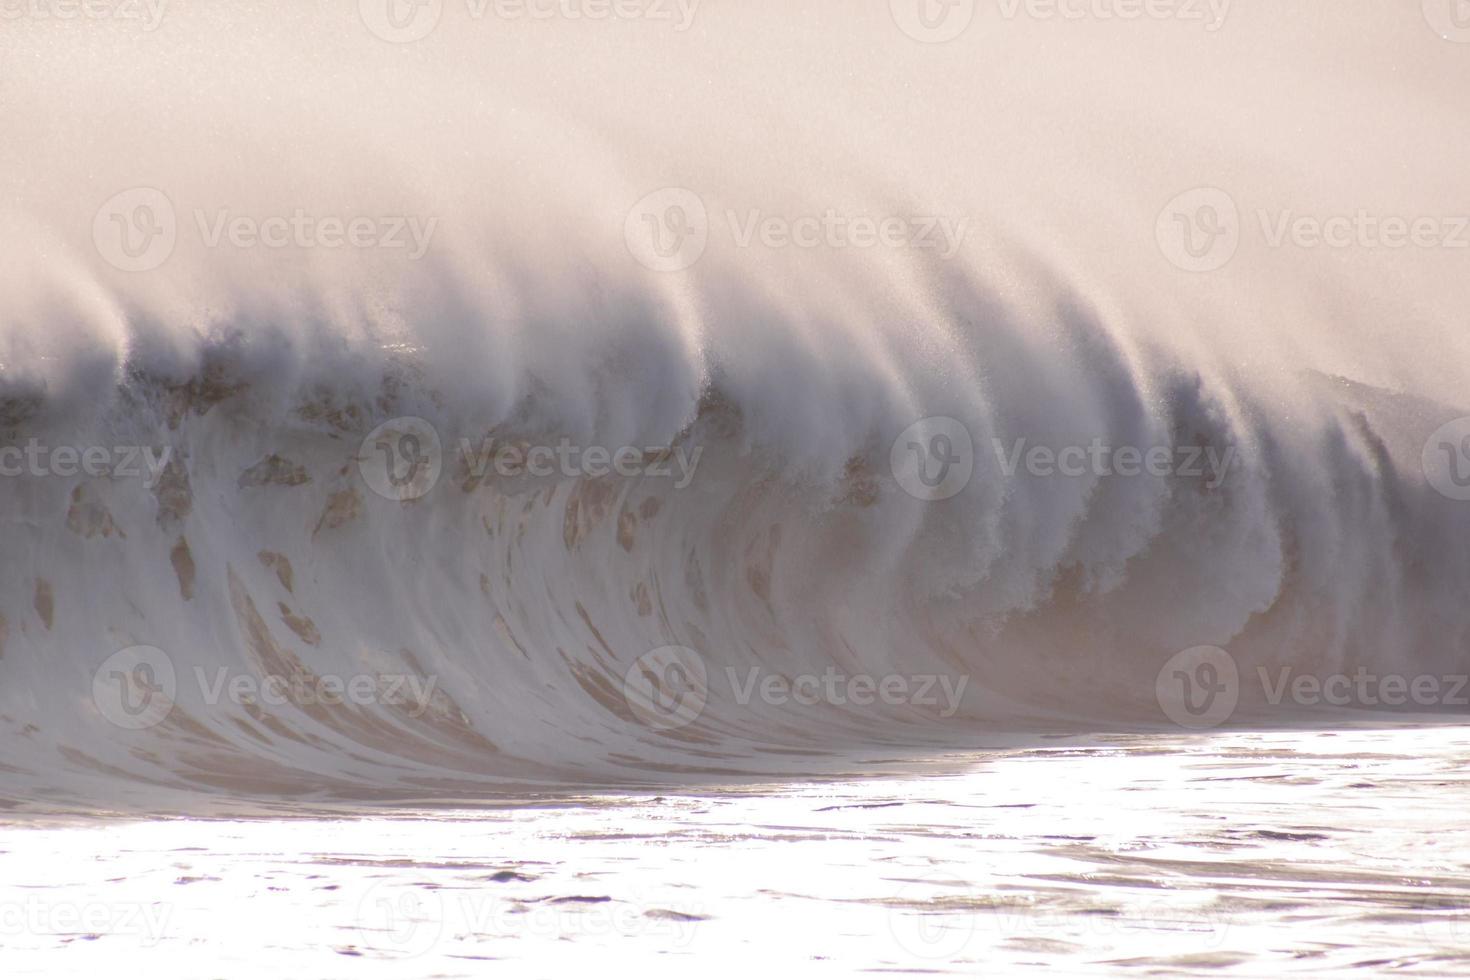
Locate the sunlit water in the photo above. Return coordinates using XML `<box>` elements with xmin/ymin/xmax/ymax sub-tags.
<box><xmin>6</xmin><ymin>726</ymin><xmax>1470</xmax><ymax>977</ymax></box>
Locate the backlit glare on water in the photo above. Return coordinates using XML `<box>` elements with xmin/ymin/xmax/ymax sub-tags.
<box><xmin>4</xmin><ymin>726</ymin><xmax>1469</xmax><ymax>977</ymax></box>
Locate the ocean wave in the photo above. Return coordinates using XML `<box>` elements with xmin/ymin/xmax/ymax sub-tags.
<box><xmin>4</xmin><ymin>1</ymin><xmax>1470</xmax><ymax>804</ymax></box>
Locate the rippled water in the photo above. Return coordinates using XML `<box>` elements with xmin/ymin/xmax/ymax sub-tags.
<box><xmin>6</xmin><ymin>725</ymin><xmax>1470</xmax><ymax>977</ymax></box>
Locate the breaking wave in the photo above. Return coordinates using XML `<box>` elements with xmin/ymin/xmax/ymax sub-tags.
<box><xmin>3</xmin><ymin>2</ymin><xmax>1470</xmax><ymax>805</ymax></box>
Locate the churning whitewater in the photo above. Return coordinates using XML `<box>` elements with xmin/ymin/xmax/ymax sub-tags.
<box><xmin>3</xmin><ymin>3</ymin><xmax>1470</xmax><ymax>806</ymax></box>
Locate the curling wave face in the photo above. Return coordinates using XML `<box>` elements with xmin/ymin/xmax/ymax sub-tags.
<box><xmin>2</xmin><ymin>2</ymin><xmax>1470</xmax><ymax>805</ymax></box>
